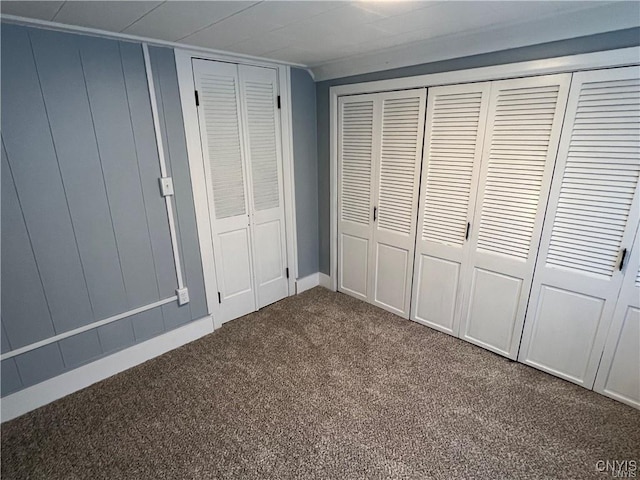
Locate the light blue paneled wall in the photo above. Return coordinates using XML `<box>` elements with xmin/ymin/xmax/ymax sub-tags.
<box><xmin>291</xmin><ymin>68</ymin><xmax>319</xmax><ymax>278</ymax></box>
<box><xmin>0</xmin><ymin>24</ymin><xmax>207</xmax><ymax>396</ymax></box>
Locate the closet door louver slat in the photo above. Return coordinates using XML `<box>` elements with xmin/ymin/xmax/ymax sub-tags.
<box><xmin>198</xmin><ymin>74</ymin><xmax>246</xmax><ymax>220</ymax></box>
<box><xmin>476</xmin><ymin>84</ymin><xmax>561</xmax><ymax>261</ymax></box>
<box><xmin>341</xmin><ymin>101</ymin><xmax>374</xmax><ymax>226</ymax></box>
<box><xmin>546</xmin><ymin>77</ymin><xmax>640</xmax><ymax>278</ymax></box>
<box><xmin>460</xmin><ymin>74</ymin><xmax>570</xmax><ymax>359</ymax></box>
<box><xmin>519</xmin><ymin>66</ymin><xmax>640</xmax><ymax>389</ymax></box>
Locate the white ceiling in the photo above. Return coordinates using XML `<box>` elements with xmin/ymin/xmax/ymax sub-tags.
<box><xmin>2</xmin><ymin>1</ymin><xmax>639</xmax><ymax>80</ymax></box>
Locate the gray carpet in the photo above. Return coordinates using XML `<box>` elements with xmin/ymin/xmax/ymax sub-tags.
<box><xmin>2</xmin><ymin>287</ymin><xmax>639</xmax><ymax>479</ymax></box>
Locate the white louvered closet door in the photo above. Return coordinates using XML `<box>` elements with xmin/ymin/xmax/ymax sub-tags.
<box><xmin>238</xmin><ymin>65</ymin><xmax>288</xmax><ymax>309</ymax></box>
<box><xmin>371</xmin><ymin>89</ymin><xmax>426</xmax><ymax>317</ymax></box>
<box><xmin>193</xmin><ymin>59</ymin><xmax>256</xmax><ymax>323</ymax></box>
<box><xmin>338</xmin><ymin>94</ymin><xmax>377</xmax><ymax>301</ymax></box>
<box><xmin>519</xmin><ymin>66</ymin><xmax>640</xmax><ymax>388</ymax></box>
<box><xmin>412</xmin><ymin>83</ymin><xmax>490</xmax><ymax>334</ymax></box>
<box><xmin>594</xmin><ymin>223</ymin><xmax>640</xmax><ymax>409</ymax></box>
<box><xmin>459</xmin><ymin>74</ymin><xmax>571</xmax><ymax>359</ymax></box>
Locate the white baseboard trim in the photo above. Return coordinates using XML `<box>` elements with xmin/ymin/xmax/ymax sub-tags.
<box><xmin>1</xmin><ymin>315</ymin><xmax>214</xmax><ymax>423</ymax></box>
<box><xmin>319</xmin><ymin>273</ymin><xmax>332</xmax><ymax>290</ymax></box>
<box><xmin>296</xmin><ymin>273</ymin><xmax>319</xmax><ymax>294</ymax></box>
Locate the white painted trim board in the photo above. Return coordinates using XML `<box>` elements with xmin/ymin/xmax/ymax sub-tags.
<box><xmin>296</xmin><ymin>273</ymin><xmax>319</xmax><ymax>294</ymax></box>
<box><xmin>1</xmin><ymin>315</ymin><xmax>214</xmax><ymax>423</ymax></box>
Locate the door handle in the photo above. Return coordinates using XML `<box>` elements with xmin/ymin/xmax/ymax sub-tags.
<box><xmin>618</xmin><ymin>248</ymin><xmax>628</xmax><ymax>271</ymax></box>
<box><xmin>465</xmin><ymin>222</ymin><xmax>471</xmax><ymax>240</ymax></box>
<box><xmin>373</xmin><ymin>206</ymin><xmax>377</xmax><ymax>222</ymax></box>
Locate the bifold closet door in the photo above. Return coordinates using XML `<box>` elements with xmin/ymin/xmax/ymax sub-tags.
<box><xmin>338</xmin><ymin>94</ymin><xmax>377</xmax><ymax>301</ymax></box>
<box><xmin>193</xmin><ymin>59</ymin><xmax>256</xmax><ymax>323</ymax></box>
<box><xmin>519</xmin><ymin>66</ymin><xmax>640</xmax><ymax>387</ymax></box>
<box><xmin>238</xmin><ymin>65</ymin><xmax>288</xmax><ymax>309</ymax></box>
<box><xmin>338</xmin><ymin>89</ymin><xmax>426</xmax><ymax>317</ymax></box>
<box><xmin>594</xmin><ymin>224</ymin><xmax>640</xmax><ymax>409</ymax></box>
<box><xmin>458</xmin><ymin>74</ymin><xmax>571</xmax><ymax>359</ymax></box>
<box><xmin>372</xmin><ymin>90</ymin><xmax>426</xmax><ymax>317</ymax></box>
<box><xmin>412</xmin><ymin>82</ymin><xmax>490</xmax><ymax>334</ymax></box>
<box><xmin>193</xmin><ymin>59</ymin><xmax>288</xmax><ymax>323</ymax></box>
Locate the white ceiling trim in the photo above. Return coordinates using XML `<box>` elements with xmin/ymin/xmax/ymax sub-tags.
<box><xmin>0</xmin><ymin>14</ymin><xmax>314</xmax><ymax>76</ymax></box>
<box><xmin>312</xmin><ymin>2</ymin><xmax>640</xmax><ymax>81</ymax></box>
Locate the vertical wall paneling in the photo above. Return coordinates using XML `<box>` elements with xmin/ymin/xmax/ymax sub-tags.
<box><xmin>519</xmin><ymin>66</ymin><xmax>640</xmax><ymax>387</ymax></box>
<box><xmin>1</xmin><ymin>144</ymin><xmax>56</xmax><ymax>348</ymax></box>
<box><xmin>1</xmin><ymin>24</ymin><xmax>207</xmax><ymax>396</ymax></box>
<box><xmin>151</xmin><ymin>47</ymin><xmax>208</xmax><ymax>324</ymax></box>
<box><xmin>80</xmin><ymin>36</ymin><xmax>159</xmax><ymax>310</ymax></box>
<box><xmin>29</xmin><ymin>29</ymin><xmax>129</xmax><ymax>329</ymax></box>
<box><xmin>411</xmin><ymin>82</ymin><xmax>491</xmax><ymax>335</ymax></box>
<box><xmin>1</xmin><ymin>359</ymin><xmax>23</xmax><ymax>396</ymax></box>
<box><xmin>1</xmin><ymin>25</ymin><xmax>94</xmax><ymax>342</ymax></box>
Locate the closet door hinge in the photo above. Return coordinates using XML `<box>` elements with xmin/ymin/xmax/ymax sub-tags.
<box><xmin>195</xmin><ymin>90</ymin><xmax>199</xmax><ymax>107</ymax></box>
<box><xmin>286</xmin><ymin>267</ymin><xmax>289</xmax><ymax>279</ymax></box>
<box><xmin>277</xmin><ymin>95</ymin><xmax>281</xmax><ymax>109</ymax></box>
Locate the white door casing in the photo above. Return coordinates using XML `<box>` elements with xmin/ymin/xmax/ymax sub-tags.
<box><xmin>519</xmin><ymin>67</ymin><xmax>640</xmax><ymax>387</ymax></box>
<box><xmin>337</xmin><ymin>89</ymin><xmax>426</xmax><ymax>318</ymax></box>
<box><xmin>594</xmin><ymin>223</ymin><xmax>640</xmax><ymax>409</ymax></box>
<box><xmin>411</xmin><ymin>82</ymin><xmax>491</xmax><ymax>334</ymax></box>
<box><xmin>459</xmin><ymin>74</ymin><xmax>571</xmax><ymax>359</ymax></box>
<box><xmin>238</xmin><ymin>64</ymin><xmax>289</xmax><ymax>309</ymax></box>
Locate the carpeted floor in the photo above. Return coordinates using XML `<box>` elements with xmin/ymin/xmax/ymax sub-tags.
<box><xmin>2</xmin><ymin>287</ymin><xmax>639</xmax><ymax>479</ymax></box>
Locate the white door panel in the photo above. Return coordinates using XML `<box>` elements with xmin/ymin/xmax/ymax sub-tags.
<box><xmin>460</xmin><ymin>74</ymin><xmax>571</xmax><ymax>358</ymax></box>
<box><xmin>520</xmin><ymin>66</ymin><xmax>640</xmax><ymax>388</ymax></box>
<box><xmin>413</xmin><ymin>255</ymin><xmax>460</xmax><ymax>334</ymax></box>
<box><xmin>526</xmin><ymin>286</ymin><xmax>606</xmax><ymax>383</ymax></box>
<box><xmin>465</xmin><ymin>268</ymin><xmax>523</xmax><ymax>355</ymax></box>
<box><xmin>594</xmin><ymin>224</ymin><xmax>640</xmax><ymax>409</ymax></box>
<box><xmin>338</xmin><ymin>95</ymin><xmax>377</xmax><ymax>302</ymax></box>
<box><xmin>339</xmin><ymin>233</ymin><xmax>369</xmax><ymax>299</ymax></box>
<box><xmin>374</xmin><ymin>242</ymin><xmax>409</xmax><ymax>315</ymax></box>
<box><xmin>338</xmin><ymin>89</ymin><xmax>426</xmax><ymax>318</ymax></box>
<box><xmin>411</xmin><ymin>83</ymin><xmax>491</xmax><ymax>334</ymax></box>
<box><xmin>239</xmin><ymin>64</ymin><xmax>289</xmax><ymax>309</ymax></box>
<box><xmin>371</xmin><ymin>90</ymin><xmax>426</xmax><ymax>318</ymax></box>
<box><xmin>194</xmin><ymin>60</ymin><xmax>288</xmax><ymax>323</ymax></box>
<box><xmin>193</xmin><ymin>59</ymin><xmax>255</xmax><ymax>323</ymax></box>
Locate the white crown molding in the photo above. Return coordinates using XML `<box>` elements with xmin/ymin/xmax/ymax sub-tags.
<box><xmin>0</xmin><ymin>13</ymin><xmax>314</xmax><ymax>75</ymax></box>
<box><xmin>312</xmin><ymin>2</ymin><xmax>640</xmax><ymax>81</ymax></box>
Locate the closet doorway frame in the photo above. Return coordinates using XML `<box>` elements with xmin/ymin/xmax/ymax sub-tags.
<box><xmin>328</xmin><ymin>46</ymin><xmax>640</xmax><ymax>292</ymax></box>
<box><xmin>176</xmin><ymin>49</ymin><xmax>299</xmax><ymax>329</ymax></box>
